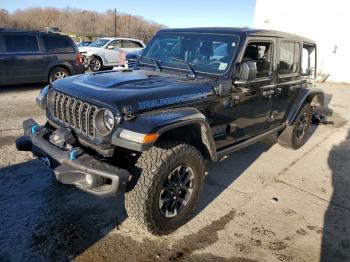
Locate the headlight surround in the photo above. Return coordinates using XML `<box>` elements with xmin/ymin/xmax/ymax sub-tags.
<box><xmin>95</xmin><ymin>108</ymin><xmax>121</xmax><ymax>136</ymax></box>
<box><xmin>103</xmin><ymin>109</ymin><xmax>114</xmax><ymax>132</ymax></box>
<box><xmin>36</xmin><ymin>85</ymin><xmax>49</xmax><ymax>110</ymax></box>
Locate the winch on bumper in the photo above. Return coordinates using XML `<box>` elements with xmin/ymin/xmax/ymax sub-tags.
<box><xmin>15</xmin><ymin>119</ymin><xmax>129</xmax><ymax>197</ymax></box>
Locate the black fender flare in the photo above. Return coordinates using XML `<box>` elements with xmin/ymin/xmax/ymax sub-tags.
<box><xmin>285</xmin><ymin>87</ymin><xmax>324</xmax><ymax>125</ymax></box>
<box><xmin>111</xmin><ymin>107</ymin><xmax>218</xmax><ymax>161</ymax></box>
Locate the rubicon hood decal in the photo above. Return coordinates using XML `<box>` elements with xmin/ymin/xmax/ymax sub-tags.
<box><xmin>139</xmin><ymin>92</ymin><xmax>209</xmax><ymax>110</ymax></box>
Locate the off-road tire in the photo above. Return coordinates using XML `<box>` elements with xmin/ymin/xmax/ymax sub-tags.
<box><xmin>49</xmin><ymin>67</ymin><xmax>70</xmax><ymax>83</ymax></box>
<box><xmin>278</xmin><ymin>103</ymin><xmax>312</xmax><ymax>149</ymax></box>
<box><xmin>125</xmin><ymin>141</ymin><xmax>205</xmax><ymax>235</ymax></box>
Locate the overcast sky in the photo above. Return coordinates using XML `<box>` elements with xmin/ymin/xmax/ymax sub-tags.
<box><xmin>2</xmin><ymin>0</ymin><xmax>256</xmax><ymax>28</ymax></box>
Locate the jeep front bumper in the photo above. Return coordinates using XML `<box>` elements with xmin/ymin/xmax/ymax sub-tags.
<box><xmin>16</xmin><ymin>119</ymin><xmax>129</xmax><ymax>197</ymax></box>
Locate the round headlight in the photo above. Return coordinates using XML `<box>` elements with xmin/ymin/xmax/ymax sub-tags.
<box><xmin>95</xmin><ymin>108</ymin><xmax>120</xmax><ymax>136</ymax></box>
<box><xmin>103</xmin><ymin>109</ymin><xmax>114</xmax><ymax>131</ymax></box>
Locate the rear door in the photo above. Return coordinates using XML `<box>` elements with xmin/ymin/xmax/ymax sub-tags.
<box><xmin>271</xmin><ymin>40</ymin><xmax>302</xmax><ymax>126</ymax></box>
<box><xmin>2</xmin><ymin>32</ymin><xmax>45</xmax><ymax>84</ymax></box>
<box><xmin>40</xmin><ymin>34</ymin><xmax>76</xmax><ymax>79</ymax></box>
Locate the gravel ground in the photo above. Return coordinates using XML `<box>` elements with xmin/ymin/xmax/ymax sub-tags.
<box><xmin>0</xmin><ymin>82</ymin><xmax>350</xmax><ymax>262</ymax></box>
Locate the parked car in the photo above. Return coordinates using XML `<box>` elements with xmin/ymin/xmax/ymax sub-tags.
<box><xmin>17</xmin><ymin>27</ymin><xmax>323</xmax><ymax>235</ymax></box>
<box><xmin>125</xmin><ymin>49</ymin><xmax>143</xmax><ymax>69</ymax></box>
<box><xmin>78</xmin><ymin>37</ymin><xmax>145</xmax><ymax>71</ymax></box>
<box><xmin>0</xmin><ymin>29</ymin><xmax>84</xmax><ymax>85</ymax></box>
<box><xmin>76</xmin><ymin>41</ymin><xmax>93</xmax><ymax>48</ymax></box>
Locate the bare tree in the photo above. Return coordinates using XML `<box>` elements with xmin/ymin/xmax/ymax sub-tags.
<box><xmin>0</xmin><ymin>7</ymin><xmax>164</xmax><ymax>42</ymax></box>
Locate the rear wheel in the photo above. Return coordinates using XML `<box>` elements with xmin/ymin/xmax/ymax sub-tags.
<box><xmin>278</xmin><ymin>103</ymin><xmax>312</xmax><ymax>149</ymax></box>
<box><xmin>89</xmin><ymin>56</ymin><xmax>102</xmax><ymax>72</ymax></box>
<box><xmin>49</xmin><ymin>67</ymin><xmax>70</xmax><ymax>83</ymax></box>
<box><xmin>125</xmin><ymin>141</ymin><xmax>205</xmax><ymax>235</ymax></box>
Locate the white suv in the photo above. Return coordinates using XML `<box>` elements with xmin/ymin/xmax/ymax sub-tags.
<box><xmin>79</xmin><ymin>37</ymin><xmax>145</xmax><ymax>71</ymax></box>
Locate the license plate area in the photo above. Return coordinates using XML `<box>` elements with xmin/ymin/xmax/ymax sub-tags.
<box><xmin>49</xmin><ymin>127</ymin><xmax>76</xmax><ymax>149</ymax></box>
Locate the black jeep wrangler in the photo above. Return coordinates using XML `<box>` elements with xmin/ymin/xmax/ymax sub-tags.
<box><xmin>16</xmin><ymin>28</ymin><xmax>324</xmax><ymax>235</ymax></box>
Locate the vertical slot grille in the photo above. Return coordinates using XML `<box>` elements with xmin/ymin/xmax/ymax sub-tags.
<box><xmin>51</xmin><ymin>90</ymin><xmax>98</xmax><ymax>138</ymax></box>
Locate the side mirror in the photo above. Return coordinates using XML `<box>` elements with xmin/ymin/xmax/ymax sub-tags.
<box><xmin>107</xmin><ymin>45</ymin><xmax>114</xmax><ymax>50</ymax></box>
<box><xmin>235</xmin><ymin>61</ymin><xmax>257</xmax><ymax>83</ymax></box>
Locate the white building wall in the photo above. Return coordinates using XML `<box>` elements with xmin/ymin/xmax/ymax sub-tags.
<box><xmin>254</xmin><ymin>0</ymin><xmax>350</xmax><ymax>83</ymax></box>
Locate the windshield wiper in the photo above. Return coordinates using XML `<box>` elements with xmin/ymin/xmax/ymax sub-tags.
<box><xmin>171</xmin><ymin>57</ymin><xmax>197</xmax><ymax>79</ymax></box>
<box><xmin>140</xmin><ymin>56</ymin><xmax>162</xmax><ymax>71</ymax></box>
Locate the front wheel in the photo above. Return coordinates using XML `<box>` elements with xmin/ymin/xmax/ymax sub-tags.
<box><xmin>125</xmin><ymin>141</ymin><xmax>205</xmax><ymax>235</ymax></box>
<box><xmin>89</xmin><ymin>56</ymin><xmax>102</xmax><ymax>72</ymax></box>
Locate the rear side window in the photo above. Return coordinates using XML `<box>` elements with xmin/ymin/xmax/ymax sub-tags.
<box><xmin>279</xmin><ymin>42</ymin><xmax>300</xmax><ymax>75</ymax></box>
<box><xmin>122</xmin><ymin>40</ymin><xmax>143</xmax><ymax>48</ymax></box>
<box><xmin>4</xmin><ymin>34</ymin><xmax>39</xmax><ymax>53</ymax></box>
<box><xmin>302</xmin><ymin>45</ymin><xmax>316</xmax><ymax>77</ymax></box>
<box><xmin>42</xmin><ymin>35</ymin><xmax>74</xmax><ymax>52</ymax></box>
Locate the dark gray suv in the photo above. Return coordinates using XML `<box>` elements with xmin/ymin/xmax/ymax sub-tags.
<box><xmin>0</xmin><ymin>29</ymin><xmax>85</xmax><ymax>86</ymax></box>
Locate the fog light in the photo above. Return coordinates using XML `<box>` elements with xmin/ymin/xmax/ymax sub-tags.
<box><xmin>85</xmin><ymin>174</ymin><xmax>94</xmax><ymax>187</ymax></box>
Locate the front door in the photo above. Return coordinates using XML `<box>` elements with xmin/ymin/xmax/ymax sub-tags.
<box><xmin>104</xmin><ymin>40</ymin><xmax>122</xmax><ymax>65</ymax></box>
<box><xmin>213</xmin><ymin>39</ymin><xmax>276</xmax><ymax>150</ymax></box>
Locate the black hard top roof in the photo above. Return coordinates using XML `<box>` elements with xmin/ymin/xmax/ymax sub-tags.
<box><xmin>158</xmin><ymin>27</ymin><xmax>315</xmax><ymax>44</ymax></box>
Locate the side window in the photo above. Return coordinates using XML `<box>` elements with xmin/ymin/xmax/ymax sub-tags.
<box><xmin>242</xmin><ymin>42</ymin><xmax>272</xmax><ymax>78</ymax></box>
<box><xmin>122</xmin><ymin>40</ymin><xmax>143</xmax><ymax>48</ymax></box>
<box><xmin>4</xmin><ymin>34</ymin><xmax>39</xmax><ymax>53</ymax></box>
<box><xmin>108</xmin><ymin>40</ymin><xmax>122</xmax><ymax>49</ymax></box>
<box><xmin>302</xmin><ymin>45</ymin><xmax>316</xmax><ymax>77</ymax></box>
<box><xmin>279</xmin><ymin>42</ymin><xmax>300</xmax><ymax>75</ymax></box>
<box><xmin>42</xmin><ymin>35</ymin><xmax>74</xmax><ymax>52</ymax></box>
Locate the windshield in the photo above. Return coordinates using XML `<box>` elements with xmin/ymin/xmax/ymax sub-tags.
<box><xmin>140</xmin><ymin>33</ymin><xmax>239</xmax><ymax>75</ymax></box>
<box><xmin>89</xmin><ymin>39</ymin><xmax>110</xmax><ymax>48</ymax></box>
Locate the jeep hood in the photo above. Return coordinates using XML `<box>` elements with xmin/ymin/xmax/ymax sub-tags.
<box><xmin>51</xmin><ymin>70</ymin><xmax>215</xmax><ymax>113</ymax></box>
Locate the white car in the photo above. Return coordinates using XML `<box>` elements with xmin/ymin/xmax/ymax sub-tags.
<box><xmin>78</xmin><ymin>37</ymin><xmax>145</xmax><ymax>71</ymax></box>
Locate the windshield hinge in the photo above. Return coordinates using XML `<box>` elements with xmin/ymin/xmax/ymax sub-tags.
<box><xmin>122</xmin><ymin>105</ymin><xmax>137</xmax><ymax>120</ymax></box>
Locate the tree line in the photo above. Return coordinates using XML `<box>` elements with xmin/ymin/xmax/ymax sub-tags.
<box><xmin>0</xmin><ymin>7</ymin><xmax>164</xmax><ymax>42</ymax></box>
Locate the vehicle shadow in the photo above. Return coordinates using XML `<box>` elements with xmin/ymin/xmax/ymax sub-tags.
<box><xmin>0</xmin><ymin>142</ymin><xmax>273</xmax><ymax>261</ymax></box>
<box><xmin>0</xmin><ymin>160</ymin><xmax>126</xmax><ymax>261</ymax></box>
<box><xmin>321</xmin><ymin>130</ymin><xmax>350</xmax><ymax>261</ymax></box>
<box><xmin>0</xmin><ymin>83</ymin><xmax>45</xmax><ymax>94</ymax></box>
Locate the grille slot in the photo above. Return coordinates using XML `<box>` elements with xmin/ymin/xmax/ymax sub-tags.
<box><xmin>50</xmin><ymin>90</ymin><xmax>98</xmax><ymax>138</ymax></box>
